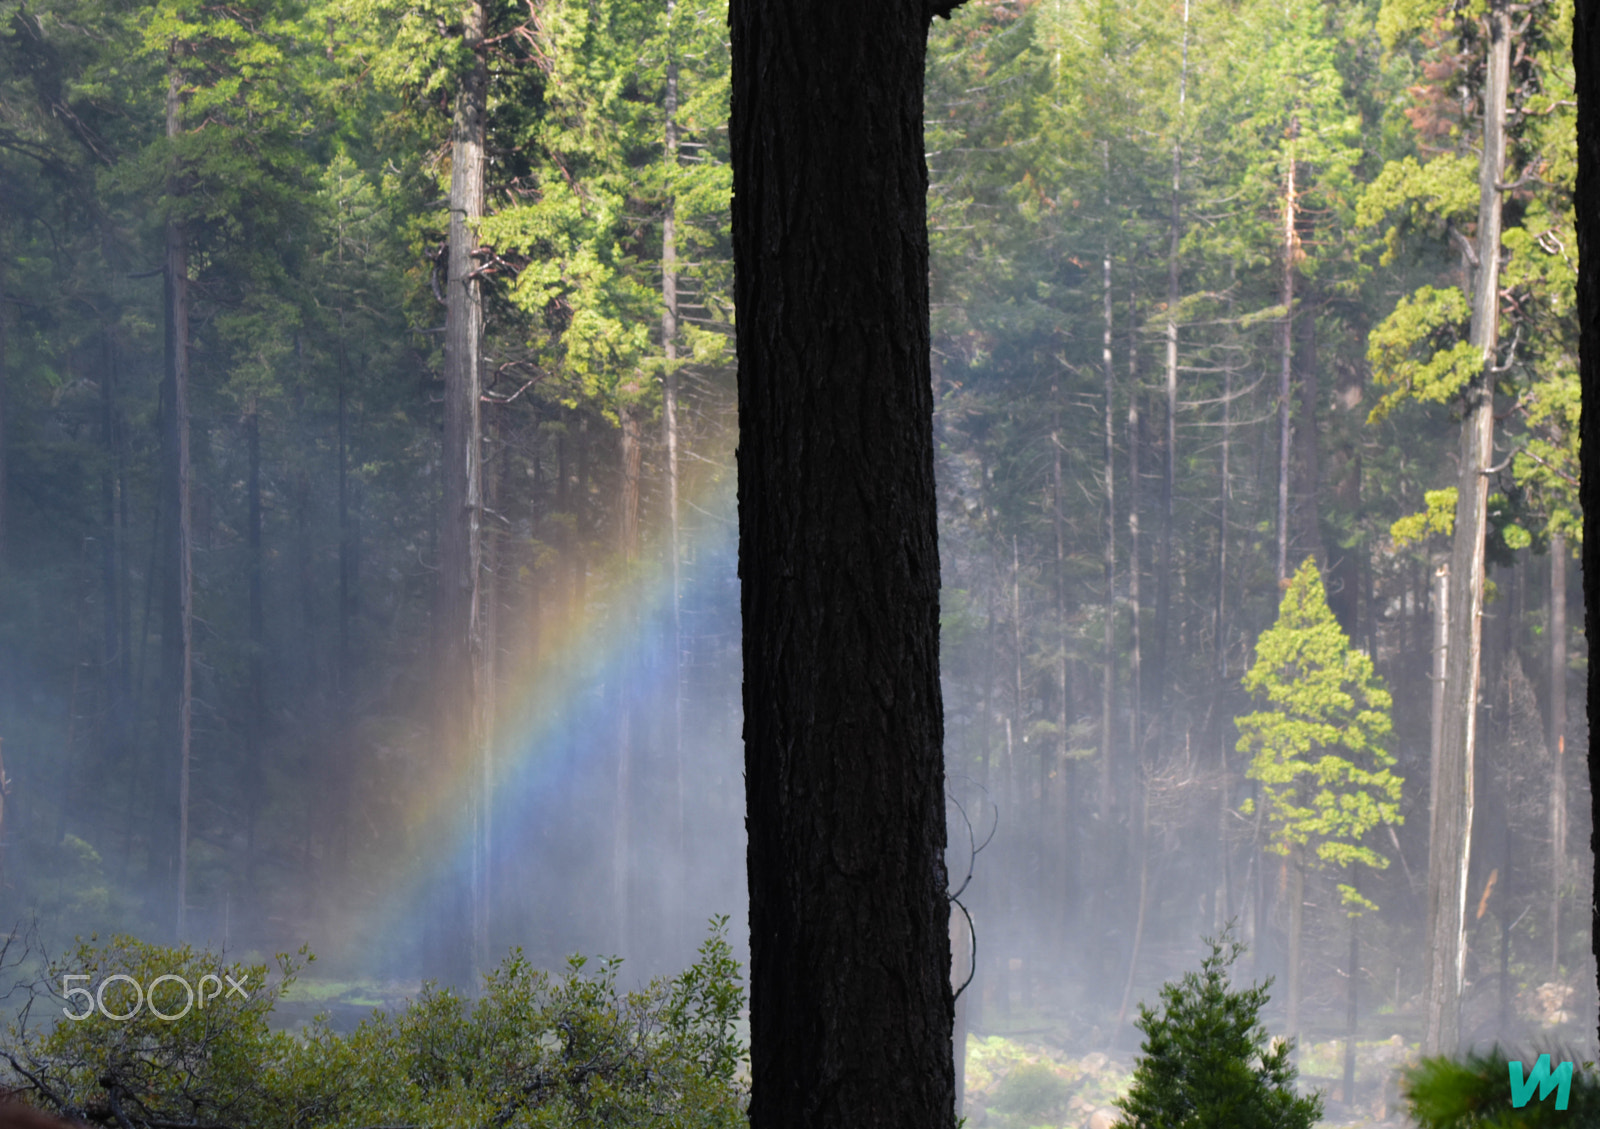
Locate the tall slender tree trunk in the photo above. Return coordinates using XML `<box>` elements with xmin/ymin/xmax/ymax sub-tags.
<box><xmin>99</xmin><ymin>329</ymin><xmax>124</xmax><ymax>780</ymax></box>
<box><xmin>1127</xmin><ymin>370</ymin><xmax>1142</xmax><ymax>762</ymax></box>
<box><xmin>1295</xmin><ymin>302</ymin><xmax>1324</xmax><ymax>566</ymax></box>
<box><xmin>335</xmin><ymin>318</ymin><xmax>353</xmax><ymax>868</ymax></box>
<box><xmin>1423</xmin><ymin>0</ymin><xmax>1509</xmax><ymax>1052</ymax></box>
<box><xmin>0</xmin><ymin>294</ymin><xmax>9</xmax><ymax>571</ymax></box>
<box><xmin>614</xmin><ymin>397</ymin><xmax>643</xmax><ymax>950</ymax></box>
<box><xmin>729</xmin><ymin>0</ymin><xmax>957</xmax><ymax>1116</ymax></box>
<box><xmin>661</xmin><ymin>5</ymin><xmax>686</xmax><ymax>877</ymax></box>
<box><xmin>1287</xmin><ymin>852</ymin><xmax>1304</xmax><ymax>1041</ymax></box>
<box><xmin>1429</xmin><ymin>560</ymin><xmax>1448</xmax><ymax>849</ymax></box>
<box><xmin>1276</xmin><ymin>137</ymin><xmax>1298</xmax><ymax>584</ymax></box>
<box><xmin>1155</xmin><ymin>0</ymin><xmax>1190</xmax><ymax>724</ymax></box>
<box><xmin>437</xmin><ymin>0</ymin><xmax>488</xmax><ymax>983</ymax></box>
<box><xmin>1343</xmin><ymin>872</ymin><xmax>1359</xmax><ymax>1106</ymax></box>
<box><xmin>1549</xmin><ymin>536</ymin><xmax>1566</xmax><ymax>975</ymax></box>
<box><xmin>1051</xmin><ymin>397</ymin><xmax>1069</xmax><ymax>941</ymax></box>
<box><xmin>1100</xmin><ymin>203</ymin><xmax>1115</xmax><ymax>823</ymax></box>
<box><xmin>160</xmin><ymin>66</ymin><xmax>194</xmax><ymax>942</ymax></box>
<box><xmin>477</xmin><ymin>411</ymin><xmax>502</xmax><ymax>969</ymax></box>
<box><xmin>245</xmin><ymin>409</ymin><xmax>264</xmax><ymax>885</ymax></box>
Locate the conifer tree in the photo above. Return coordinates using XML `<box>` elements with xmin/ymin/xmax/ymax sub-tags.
<box><xmin>1237</xmin><ymin>557</ymin><xmax>1401</xmax><ymax>1040</ymax></box>
<box><xmin>1117</xmin><ymin>932</ymin><xmax>1323</xmax><ymax>1129</ymax></box>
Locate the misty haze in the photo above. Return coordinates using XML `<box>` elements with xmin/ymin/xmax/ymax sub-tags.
<box><xmin>0</xmin><ymin>0</ymin><xmax>1591</xmax><ymax>1126</ymax></box>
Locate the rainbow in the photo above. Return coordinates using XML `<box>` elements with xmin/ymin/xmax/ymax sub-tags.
<box><xmin>311</xmin><ymin>438</ymin><xmax>743</xmax><ymax>986</ymax></box>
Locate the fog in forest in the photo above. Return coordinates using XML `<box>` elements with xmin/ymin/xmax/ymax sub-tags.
<box><xmin>0</xmin><ymin>0</ymin><xmax>1593</xmax><ymax>1122</ymax></box>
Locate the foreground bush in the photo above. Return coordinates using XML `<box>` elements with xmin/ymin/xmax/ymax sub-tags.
<box><xmin>1404</xmin><ymin>1049</ymin><xmax>1600</xmax><ymax>1127</ymax></box>
<box><xmin>0</xmin><ymin>918</ymin><xmax>747</xmax><ymax>1129</ymax></box>
<box><xmin>1116</xmin><ymin>933</ymin><xmax>1322</xmax><ymax>1129</ymax></box>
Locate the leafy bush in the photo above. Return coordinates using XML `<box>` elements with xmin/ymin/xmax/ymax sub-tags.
<box><xmin>987</xmin><ymin>1059</ymin><xmax>1071</xmax><ymax>1128</ymax></box>
<box><xmin>0</xmin><ymin>918</ymin><xmax>748</xmax><ymax>1129</ymax></box>
<box><xmin>1116</xmin><ymin>933</ymin><xmax>1322</xmax><ymax>1129</ymax></box>
<box><xmin>1404</xmin><ymin>1049</ymin><xmax>1600</xmax><ymax>1127</ymax></box>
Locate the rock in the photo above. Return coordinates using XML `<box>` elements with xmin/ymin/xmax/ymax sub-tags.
<box><xmin>1081</xmin><ymin>1051</ymin><xmax>1108</xmax><ymax>1072</ymax></box>
<box><xmin>1088</xmin><ymin>1108</ymin><xmax>1121</xmax><ymax>1129</ymax></box>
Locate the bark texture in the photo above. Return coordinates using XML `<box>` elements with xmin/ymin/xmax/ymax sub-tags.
<box><xmin>1422</xmin><ymin>0</ymin><xmax>1509</xmax><ymax>1053</ymax></box>
<box><xmin>730</xmin><ymin>0</ymin><xmax>956</xmax><ymax>1121</ymax></box>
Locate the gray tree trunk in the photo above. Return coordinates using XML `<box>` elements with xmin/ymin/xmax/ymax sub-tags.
<box><xmin>160</xmin><ymin>67</ymin><xmax>194</xmax><ymax>943</ymax></box>
<box><xmin>436</xmin><ymin>0</ymin><xmax>488</xmax><ymax>982</ymax></box>
<box><xmin>1548</xmin><ymin>537</ymin><xmax>1567</xmax><ymax>974</ymax></box>
<box><xmin>1276</xmin><ymin>142</ymin><xmax>1297</xmax><ymax>584</ymax></box>
<box><xmin>1422</xmin><ymin>0</ymin><xmax>1509</xmax><ymax>1053</ymax></box>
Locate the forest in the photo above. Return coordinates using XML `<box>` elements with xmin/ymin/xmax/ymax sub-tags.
<box><xmin>0</xmin><ymin>0</ymin><xmax>1589</xmax><ymax>1124</ymax></box>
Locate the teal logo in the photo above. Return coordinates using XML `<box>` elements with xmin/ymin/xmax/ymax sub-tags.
<box><xmin>1510</xmin><ymin>1055</ymin><xmax>1573</xmax><ymax>1110</ymax></box>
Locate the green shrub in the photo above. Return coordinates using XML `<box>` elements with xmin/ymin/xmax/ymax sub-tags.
<box><xmin>989</xmin><ymin>1059</ymin><xmax>1071</xmax><ymax>1128</ymax></box>
<box><xmin>0</xmin><ymin>918</ymin><xmax>748</xmax><ymax>1128</ymax></box>
<box><xmin>1404</xmin><ymin>1049</ymin><xmax>1600</xmax><ymax>1127</ymax></box>
<box><xmin>1116</xmin><ymin>933</ymin><xmax>1322</xmax><ymax>1129</ymax></box>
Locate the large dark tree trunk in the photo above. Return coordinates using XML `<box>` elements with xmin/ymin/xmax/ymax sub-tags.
<box><xmin>1423</xmin><ymin>0</ymin><xmax>1509</xmax><ymax>1053</ymax></box>
<box><xmin>729</xmin><ymin>0</ymin><xmax>958</xmax><ymax>1120</ymax></box>
<box><xmin>1573</xmin><ymin>0</ymin><xmax>1599</xmax><ymax>1053</ymax></box>
<box><xmin>160</xmin><ymin>67</ymin><xmax>194</xmax><ymax>942</ymax></box>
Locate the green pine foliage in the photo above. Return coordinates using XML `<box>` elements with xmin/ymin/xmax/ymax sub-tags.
<box><xmin>1404</xmin><ymin>1050</ymin><xmax>1600</xmax><ymax>1127</ymax></box>
<box><xmin>1116</xmin><ymin>934</ymin><xmax>1323</xmax><ymax>1129</ymax></box>
<box><xmin>1237</xmin><ymin>557</ymin><xmax>1401</xmax><ymax>912</ymax></box>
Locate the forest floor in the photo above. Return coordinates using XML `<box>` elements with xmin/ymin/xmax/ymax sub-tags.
<box><xmin>960</xmin><ymin>1024</ymin><xmax>1422</xmax><ymax>1128</ymax></box>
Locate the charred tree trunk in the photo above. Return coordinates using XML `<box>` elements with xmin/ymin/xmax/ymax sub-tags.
<box><xmin>1577</xmin><ymin>0</ymin><xmax>1599</xmax><ymax>1049</ymax></box>
<box><xmin>729</xmin><ymin>0</ymin><xmax>957</xmax><ymax>1118</ymax></box>
<box><xmin>1423</xmin><ymin>0</ymin><xmax>1509</xmax><ymax>1052</ymax></box>
<box><xmin>160</xmin><ymin>67</ymin><xmax>194</xmax><ymax>942</ymax></box>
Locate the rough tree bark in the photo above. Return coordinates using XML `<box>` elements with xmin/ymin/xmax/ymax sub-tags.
<box><xmin>1573</xmin><ymin>0</ymin><xmax>1598</xmax><ymax>1053</ymax></box>
<box><xmin>159</xmin><ymin>66</ymin><xmax>194</xmax><ymax>942</ymax></box>
<box><xmin>1422</xmin><ymin>0</ymin><xmax>1509</xmax><ymax>1053</ymax></box>
<box><xmin>729</xmin><ymin>0</ymin><xmax>959</xmax><ymax>1119</ymax></box>
<box><xmin>436</xmin><ymin>0</ymin><xmax>488</xmax><ymax>982</ymax></box>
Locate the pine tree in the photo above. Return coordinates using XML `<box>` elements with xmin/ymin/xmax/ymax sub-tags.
<box><xmin>1117</xmin><ymin>932</ymin><xmax>1323</xmax><ymax>1129</ymax></box>
<box><xmin>1237</xmin><ymin>557</ymin><xmax>1401</xmax><ymax>1039</ymax></box>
